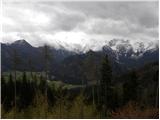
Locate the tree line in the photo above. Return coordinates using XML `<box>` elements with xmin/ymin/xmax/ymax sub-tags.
<box><xmin>1</xmin><ymin>45</ymin><xmax>159</xmax><ymax>118</ymax></box>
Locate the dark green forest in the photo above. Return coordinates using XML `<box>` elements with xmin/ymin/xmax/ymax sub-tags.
<box><xmin>1</xmin><ymin>46</ymin><xmax>159</xmax><ymax>119</ymax></box>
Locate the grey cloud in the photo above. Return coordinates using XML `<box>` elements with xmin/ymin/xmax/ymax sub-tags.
<box><xmin>63</xmin><ymin>1</ymin><xmax>158</xmax><ymax>29</ymax></box>
<box><xmin>2</xmin><ymin>1</ymin><xmax>159</xmax><ymax>47</ymax></box>
<box><xmin>3</xmin><ymin>2</ymin><xmax>86</xmax><ymax>33</ymax></box>
<box><xmin>64</xmin><ymin>1</ymin><xmax>158</xmax><ymax>41</ymax></box>
<box><xmin>54</xmin><ymin>13</ymin><xmax>86</xmax><ymax>31</ymax></box>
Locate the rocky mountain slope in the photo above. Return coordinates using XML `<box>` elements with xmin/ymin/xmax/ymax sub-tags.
<box><xmin>1</xmin><ymin>39</ymin><xmax>158</xmax><ymax>84</ymax></box>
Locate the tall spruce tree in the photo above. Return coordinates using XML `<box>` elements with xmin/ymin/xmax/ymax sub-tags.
<box><xmin>43</xmin><ymin>45</ymin><xmax>52</xmax><ymax>94</ymax></box>
<box><xmin>42</xmin><ymin>44</ymin><xmax>52</xmax><ymax>117</ymax></box>
<box><xmin>28</xmin><ymin>58</ymin><xmax>34</xmax><ymax>80</ymax></box>
<box><xmin>154</xmin><ymin>70</ymin><xmax>159</xmax><ymax>108</ymax></box>
<box><xmin>100</xmin><ymin>54</ymin><xmax>113</xmax><ymax>117</ymax></box>
<box><xmin>130</xmin><ymin>71</ymin><xmax>138</xmax><ymax>100</ymax></box>
<box><xmin>123</xmin><ymin>71</ymin><xmax>138</xmax><ymax>104</ymax></box>
<box><xmin>1</xmin><ymin>74</ymin><xmax>6</xmax><ymax>105</ymax></box>
<box><xmin>7</xmin><ymin>73</ymin><xmax>14</xmax><ymax>110</ymax></box>
<box><xmin>12</xmin><ymin>49</ymin><xmax>21</xmax><ymax>115</ymax></box>
<box><xmin>20</xmin><ymin>71</ymin><xmax>28</xmax><ymax>108</ymax></box>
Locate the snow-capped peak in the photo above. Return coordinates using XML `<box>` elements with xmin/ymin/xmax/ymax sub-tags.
<box><xmin>106</xmin><ymin>39</ymin><xmax>158</xmax><ymax>54</ymax></box>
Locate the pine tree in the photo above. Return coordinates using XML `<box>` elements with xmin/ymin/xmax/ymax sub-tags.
<box><xmin>100</xmin><ymin>54</ymin><xmax>113</xmax><ymax>117</ymax></box>
<box><xmin>130</xmin><ymin>71</ymin><xmax>138</xmax><ymax>100</ymax></box>
<box><xmin>22</xmin><ymin>71</ymin><xmax>27</xmax><ymax>83</ymax></box>
<box><xmin>9</xmin><ymin>72</ymin><xmax>13</xmax><ymax>82</ymax></box>
<box><xmin>123</xmin><ymin>71</ymin><xmax>138</xmax><ymax>104</ymax></box>
<box><xmin>7</xmin><ymin>73</ymin><xmax>14</xmax><ymax>110</ymax></box>
<box><xmin>154</xmin><ymin>70</ymin><xmax>159</xmax><ymax>108</ymax></box>
<box><xmin>1</xmin><ymin>73</ymin><xmax>5</xmax><ymax>83</ymax></box>
<box><xmin>42</xmin><ymin>45</ymin><xmax>52</xmax><ymax>118</ymax></box>
<box><xmin>12</xmin><ymin>49</ymin><xmax>21</xmax><ymax>116</ymax></box>
<box><xmin>28</xmin><ymin>58</ymin><xmax>34</xmax><ymax>80</ymax></box>
<box><xmin>1</xmin><ymin>73</ymin><xmax>6</xmax><ymax>105</ymax></box>
<box><xmin>79</xmin><ymin>61</ymin><xmax>85</xmax><ymax>118</ymax></box>
<box><xmin>55</xmin><ymin>86</ymin><xmax>67</xmax><ymax>118</ymax></box>
<box><xmin>43</xmin><ymin>44</ymin><xmax>52</xmax><ymax>80</ymax></box>
<box><xmin>39</xmin><ymin>74</ymin><xmax>46</xmax><ymax>94</ymax></box>
<box><xmin>43</xmin><ymin>45</ymin><xmax>52</xmax><ymax>93</ymax></box>
<box><xmin>20</xmin><ymin>71</ymin><xmax>28</xmax><ymax>108</ymax></box>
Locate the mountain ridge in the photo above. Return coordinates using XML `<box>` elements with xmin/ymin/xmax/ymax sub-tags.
<box><xmin>1</xmin><ymin>40</ymin><xmax>159</xmax><ymax>82</ymax></box>
<box><xmin>1</xmin><ymin>39</ymin><xmax>158</xmax><ymax>84</ymax></box>
<box><xmin>2</xmin><ymin>38</ymin><xmax>158</xmax><ymax>54</ymax></box>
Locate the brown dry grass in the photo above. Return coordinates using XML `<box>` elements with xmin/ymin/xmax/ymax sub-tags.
<box><xmin>111</xmin><ymin>102</ymin><xmax>159</xmax><ymax>119</ymax></box>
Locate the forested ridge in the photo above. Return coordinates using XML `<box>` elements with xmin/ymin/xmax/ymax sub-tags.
<box><xmin>1</xmin><ymin>44</ymin><xmax>159</xmax><ymax>118</ymax></box>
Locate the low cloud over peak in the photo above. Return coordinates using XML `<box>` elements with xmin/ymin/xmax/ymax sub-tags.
<box><xmin>2</xmin><ymin>1</ymin><xmax>158</xmax><ymax>50</ymax></box>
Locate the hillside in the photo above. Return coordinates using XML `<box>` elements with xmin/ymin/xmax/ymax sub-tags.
<box><xmin>1</xmin><ymin>39</ymin><xmax>159</xmax><ymax>84</ymax></box>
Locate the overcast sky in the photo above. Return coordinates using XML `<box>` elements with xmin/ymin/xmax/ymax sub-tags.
<box><xmin>1</xmin><ymin>0</ymin><xmax>159</xmax><ymax>50</ymax></box>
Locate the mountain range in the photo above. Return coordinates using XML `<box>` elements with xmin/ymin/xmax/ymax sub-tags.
<box><xmin>1</xmin><ymin>39</ymin><xmax>159</xmax><ymax>84</ymax></box>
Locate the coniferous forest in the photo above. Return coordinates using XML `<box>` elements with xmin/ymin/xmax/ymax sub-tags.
<box><xmin>1</xmin><ymin>44</ymin><xmax>159</xmax><ymax>119</ymax></box>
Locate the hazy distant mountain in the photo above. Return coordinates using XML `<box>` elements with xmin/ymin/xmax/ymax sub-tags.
<box><xmin>45</xmin><ymin>38</ymin><xmax>158</xmax><ymax>53</ymax></box>
<box><xmin>55</xmin><ymin>47</ymin><xmax>158</xmax><ymax>84</ymax></box>
<box><xmin>1</xmin><ymin>39</ymin><xmax>158</xmax><ymax>84</ymax></box>
<box><xmin>1</xmin><ymin>40</ymin><xmax>75</xmax><ymax>71</ymax></box>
